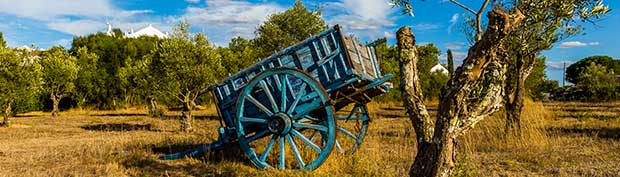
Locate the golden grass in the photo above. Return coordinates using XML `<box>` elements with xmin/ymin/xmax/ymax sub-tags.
<box><xmin>0</xmin><ymin>101</ymin><xmax>619</xmax><ymax>176</ymax></box>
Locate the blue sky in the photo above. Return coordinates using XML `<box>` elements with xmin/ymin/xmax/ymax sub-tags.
<box><xmin>0</xmin><ymin>0</ymin><xmax>618</xmax><ymax>83</ymax></box>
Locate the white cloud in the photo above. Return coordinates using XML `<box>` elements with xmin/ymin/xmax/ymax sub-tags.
<box><xmin>448</xmin><ymin>13</ymin><xmax>459</xmax><ymax>34</ymax></box>
<box><xmin>557</xmin><ymin>41</ymin><xmax>600</xmax><ymax>48</ymax></box>
<box><xmin>0</xmin><ymin>0</ymin><xmax>156</xmax><ymax>38</ymax></box>
<box><xmin>185</xmin><ymin>0</ymin><xmax>201</xmax><ymax>3</ymax></box>
<box><xmin>383</xmin><ymin>31</ymin><xmax>395</xmax><ymax>39</ymax></box>
<box><xmin>445</xmin><ymin>42</ymin><xmax>466</xmax><ymax>50</ymax></box>
<box><xmin>411</xmin><ymin>23</ymin><xmax>441</xmax><ymax>31</ymax></box>
<box><xmin>47</xmin><ymin>20</ymin><xmax>104</xmax><ymax>36</ymax></box>
<box><xmin>56</xmin><ymin>38</ymin><xmax>71</xmax><ymax>48</ymax></box>
<box><xmin>0</xmin><ymin>0</ymin><xmax>115</xmax><ymax>21</ymax></box>
<box><xmin>325</xmin><ymin>0</ymin><xmax>396</xmax><ymax>31</ymax></box>
<box><xmin>439</xmin><ymin>51</ymin><xmax>467</xmax><ymax>63</ymax></box>
<box><xmin>181</xmin><ymin>1</ymin><xmax>284</xmax><ymax>44</ymax></box>
<box><xmin>546</xmin><ymin>61</ymin><xmax>574</xmax><ymax>70</ymax></box>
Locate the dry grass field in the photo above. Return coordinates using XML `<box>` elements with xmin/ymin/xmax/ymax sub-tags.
<box><xmin>1</xmin><ymin>100</ymin><xmax>619</xmax><ymax>177</ymax></box>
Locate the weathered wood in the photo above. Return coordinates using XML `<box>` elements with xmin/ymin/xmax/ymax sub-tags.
<box><xmin>402</xmin><ymin>7</ymin><xmax>525</xmax><ymax>177</ymax></box>
<box><xmin>396</xmin><ymin>26</ymin><xmax>433</xmax><ymax>145</ymax></box>
<box><xmin>181</xmin><ymin>95</ymin><xmax>194</xmax><ymax>132</ymax></box>
<box><xmin>2</xmin><ymin>102</ymin><xmax>11</xmax><ymax>127</ymax></box>
<box><xmin>504</xmin><ymin>53</ymin><xmax>537</xmax><ymax>135</ymax></box>
<box><xmin>51</xmin><ymin>92</ymin><xmax>62</xmax><ymax>117</ymax></box>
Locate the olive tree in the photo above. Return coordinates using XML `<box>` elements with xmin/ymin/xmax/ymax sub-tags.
<box><xmin>147</xmin><ymin>21</ymin><xmax>224</xmax><ymax>131</ymax></box>
<box><xmin>40</xmin><ymin>47</ymin><xmax>79</xmax><ymax>116</ymax></box>
<box><xmin>503</xmin><ymin>0</ymin><xmax>610</xmax><ymax>135</ymax></box>
<box><xmin>391</xmin><ymin>0</ymin><xmax>609</xmax><ymax>176</ymax></box>
<box><xmin>0</xmin><ymin>42</ymin><xmax>41</xmax><ymax>126</ymax></box>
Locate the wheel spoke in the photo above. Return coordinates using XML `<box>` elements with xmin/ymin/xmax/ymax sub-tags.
<box><xmin>335</xmin><ymin>140</ymin><xmax>343</xmax><ymax>153</ymax></box>
<box><xmin>345</xmin><ymin>106</ymin><xmax>360</xmax><ymax>121</ymax></box>
<box><xmin>287</xmin><ymin>83</ymin><xmax>307</xmax><ymax>114</ymax></box>
<box><xmin>309</xmin><ymin>129</ymin><xmax>318</xmax><ymax>142</ymax></box>
<box><xmin>240</xmin><ymin>117</ymin><xmax>268</xmax><ymax>124</ymax></box>
<box><xmin>246</xmin><ymin>95</ymin><xmax>273</xmax><ymax>116</ymax></box>
<box><xmin>286</xmin><ymin>134</ymin><xmax>305</xmax><ymax>168</ymax></box>
<box><xmin>337</xmin><ymin>126</ymin><xmax>359</xmax><ymax>141</ymax></box>
<box><xmin>280</xmin><ymin>74</ymin><xmax>288</xmax><ymax>112</ymax></box>
<box><xmin>293</xmin><ymin>122</ymin><xmax>328</xmax><ymax>132</ymax></box>
<box><xmin>260</xmin><ymin>134</ymin><xmax>277</xmax><ymax>162</ymax></box>
<box><xmin>291</xmin><ymin>129</ymin><xmax>321</xmax><ymax>153</ymax></box>
<box><xmin>260</xmin><ymin>80</ymin><xmax>279</xmax><ymax>113</ymax></box>
<box><xmin>279</xmin><ymin>136</ymin><xmax>285</xmax><ymax>170</ymax></box>
<box><xmin>337</xmin><ymin>115</ymin><xmax>359</xmax><ymax>120</ymax></box>
<box><xmin>246</xmin><ymin>130</ymin><xmax>270</xmax><ymax>143</ymax></box>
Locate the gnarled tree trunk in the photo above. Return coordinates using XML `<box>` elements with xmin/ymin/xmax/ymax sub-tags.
<box><xmin>180</xmin><ymin>99</ymin><xmax>194</xmax><ymax>132</ymax></box>
<box><xmin>147</xmin><ymin>95</ymin><xmax>160</xmax><ymax>117</ymax></box>
<box><xmin>504</xmin><ymin>54</ymin><xmax>536</xmax><ymax>136</ymax></box>
<box><xmin>397</xmin><ymin>27</ymin><xmax>433</xmax><ymax>145</ymax></box>
<box><xmin>399</xmin><ymin>7</ymin><xmax>525</xmax><ymax>177</ymax></box>
<box><xmin>2</xmin><ymin>102</ymin><xmax>11</xmax><ymax>127</ymax></box>
<box><xmin>50</xmin><ymin>92</ymin><xmax>62</xmax><ymax>117</ymax></box>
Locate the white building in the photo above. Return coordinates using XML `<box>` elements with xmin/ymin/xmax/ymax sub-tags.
<box><xmin>105</xmin><ymin>23</ymin><xmax>168</xmax><ymax>39</ymax></box>
<box><xmin>430</xmin><ymin>63</ymin><xmax>449</xmax><ymax>75</ymax></box>
<box><xmin>125</xmin><ymin>24</ymin><xmax>168</xmax><ymax>39</ymax></box>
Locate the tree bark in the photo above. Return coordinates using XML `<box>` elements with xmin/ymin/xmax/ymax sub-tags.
<box><xmin>51</xmin><ymin>92</ymin><xmax>62</xmax><ymax>117</ymax></box>
<box><xmin>147</xmin><ymin>96</ymin><xmax>160</xmax><ymax>117</ymax></box>
<box><xmin>180</xmin><ymin>100</ymin><xmax>194</xmax><ymax>132</ymax></box>
<box><xmin>504</xmin><ymin>54</ymin><xmax>536</xmax><ymax>136</ymax></box>
<box><xmin>405</xmin><ymin>7</ymin><xmax>525</xmax><ymax>177</ymax></box>
<box><xmin>2</xmin><ymin>102</ymin><xmax>11</xmax><ymax>127</ymax></box>
<box><xmin>396</xmin><ymin>26</ymin><xmax>433</xmax><ymax>145</ymax></box>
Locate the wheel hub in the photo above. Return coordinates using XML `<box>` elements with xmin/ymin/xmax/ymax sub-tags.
<box><xmin>268</xmin><ymin>112</ymin><xmax>292</xmax><ymax>135</ymax></box>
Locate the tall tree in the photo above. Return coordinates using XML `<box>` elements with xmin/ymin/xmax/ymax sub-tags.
<box><xmin>40</xmin><ymin>47</ymin><xmax>79</xmax><ymax>116</ymax></box>
<box><xmin>73</xmin><ymin>47</ymin><xmax>106</xmax><ymax>108</ymax></box>
<box><xmin>566</xmin><ymin>55</ymin><xmax>619</xmax><ymax>84</ymax></box>
<box><xmin>147</xmin><ymin>21</ymin><xmax>224</xmax><ymax>131</ymax></box>
<box><xmin>253</xmin><ymin>0</ymin><xmax>327</xmax><ymax>58</ymax></box>
<box><xmin>503</xmin><ymin>0</ymin><xmax>610</xmax><ymax>135</ymax></box>
<box><xmin>391</xmin><ymin>2</ymin><xmax>526</xmax><ymax>175</ymax></box>
<box><xmin>0</xmin><ymin>32</ymin><xmax>5</xmax><ymax>48</ymax></box>
<box><xmin>447</xmin><ymin>49</ymin><xmax>454</xmax><ymax>77</ymax></box>
<box><xmin>0</xmin><ymin>45</ymin><xmax>41</xmax><ymax>126</ymax></box>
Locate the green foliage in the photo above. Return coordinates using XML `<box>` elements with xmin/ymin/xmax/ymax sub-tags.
<box><xmin>447</xmin><ymin>49</ymin><xmax>455</xmax><ymax>76</ymax></box>
<box><xmin>73</xmin><ymin>47</ymin><xmax>107</xmax><ymax>108</ymax></box>
<box><xmin>70</xmin><ymin>30</ymin><xmax>161</xmax><ymax>109</ymax></box>
<box><xmin>217</xmin><ymin>36</ymin><xmax>260</xmax><ymax>75</ymax></box>
<box><xmin>0</xmin><ymin>46</ymin><xmax>42</xmax><ymax>119</ymax></box>
<box><xmin>566</xmin><ymin>56</ymin><xmax>619</xmax><ymax>84</ymax></box>
<box><xmin>146</xmin><ymin>23</ymin><xmax>224</xmax><ymax>107</ymax></box>
<box><xmin>0</xmin><ymin>32</ymin><xmax>5</xmax><ymax>48</ymax></box>
<box><xmin>525</xmin><ymin>57</ymin><xmax>547</xmax><ymax>100</ymax></box>
<box><xmin>40</xmin><ymin>46</ymin><xmax>79</xmax><ymax>98</ymax></box>
<box><xmin>253</xmin><ymin>0</ymin><xmax>327</xmax><ymax>58</ymax></box>
<box><xmin>574</xmin><ymin>63</ymin><xmax>620</xmax><ymax>101</ymax></box>
<box><xmin>374</xmin><ymin>43</ymin><xmax>401</xmax><ymax>101</ymax></box>
<box><xmin>375</xmin><ymin>42</ymin><xmax>448</xmax><ymax>101</ymax></box>
<box><xmin>417</xmin><ymin>44</ymin><xmax>448</xmax><ymax>100</ymax></box>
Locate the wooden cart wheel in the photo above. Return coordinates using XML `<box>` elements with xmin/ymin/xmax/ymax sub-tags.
<box><xmin>235</xmin><ymin>68</ymin><xmax>336</xmax><ymax>170</ymax></box>
<box><xmin>334</xmin><ymin>103</ymin><xmax>369</xmax><ymax>155</ymax></box>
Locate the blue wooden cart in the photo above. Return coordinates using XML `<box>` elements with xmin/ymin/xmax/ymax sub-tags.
<box><xmin>161</xmin><ymin>25</ymin><xmax>393</xmax><ymax>170</ymax></box>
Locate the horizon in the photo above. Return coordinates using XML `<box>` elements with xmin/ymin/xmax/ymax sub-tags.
<box><xmin>1</xmin><ymin>0</ymin><xmax>618</xmax><ymax>83</ymax></box>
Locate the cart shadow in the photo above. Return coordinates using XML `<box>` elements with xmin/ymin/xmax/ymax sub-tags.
<box><xmin>122</xmin><ymin>151</ymin><xmax>247</xmax><ymax>177</ymax></box>
<box><xmin>547</xmin><ymin>127</ymin><xmax>620</xmax><ymax>139</ymax></box>
<box><xmin>122</xmin><ymin>143</ymin><xmax>251</xmax><ymax>176</ymax></box>
<box><xmin>80</xmin><ymin>123</ymin><xmax>157</xmax><ymax>132</ymax></box>
<box><xmin>159</xmin><ymin>115</ymin><xmax>220</xmax><ymax>120</ymax></box>
<box><xmin>90</xmin><ymin>113</ymin><xmax>148</xmax><ymax>117</ymax></box>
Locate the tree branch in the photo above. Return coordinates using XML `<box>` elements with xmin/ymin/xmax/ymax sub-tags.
<box><xmin>449</xmin><ymin>0</ymin><xmax>476</xmax><ymax>14</ymax></box>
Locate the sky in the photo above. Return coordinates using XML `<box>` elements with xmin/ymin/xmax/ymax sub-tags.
<box><xmin>0</xmin><ymin>0</ymin><xmax>618</xmax><ymax>83</ymax></box>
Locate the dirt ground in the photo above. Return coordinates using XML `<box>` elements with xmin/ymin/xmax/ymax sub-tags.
<box><xmin>0</xmin><ymin>101</ymin><xmax>619</xmax><ymax>177</ymax></box>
